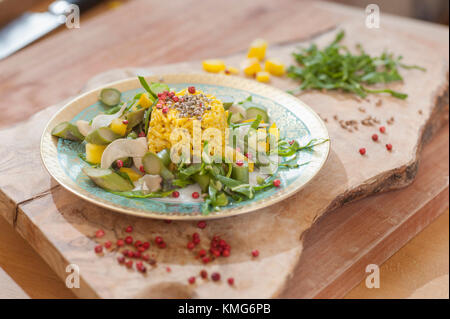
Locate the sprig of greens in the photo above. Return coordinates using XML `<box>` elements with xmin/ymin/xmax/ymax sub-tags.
<box><xmin>287</xmin><ymin>30</ymin><xmax>425</xmax><ymax>99</ymax></box>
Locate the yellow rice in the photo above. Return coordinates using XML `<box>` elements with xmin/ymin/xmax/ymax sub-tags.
<box><xmin>147</xmin><ymin>89</ymin><xmax>228</xmax><ymax>154</ymax></box>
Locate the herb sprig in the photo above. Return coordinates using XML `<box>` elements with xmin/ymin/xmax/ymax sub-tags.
<box><xmin>287</xmin><ymin>30</ymin><xmax>425</xmax><ymax>99</ymax></box>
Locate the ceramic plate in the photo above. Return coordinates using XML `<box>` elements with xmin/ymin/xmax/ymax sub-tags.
<box><xmin>41</xmin><ymin>74</ymin><xmax>330</xmax><ymax>220</ymax></box>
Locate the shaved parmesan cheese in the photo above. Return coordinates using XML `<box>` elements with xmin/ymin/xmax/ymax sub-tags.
<box><xmin>92</xmin><ymin>103</ymin><xmax>127</xmax><ymax>129</ymax></box>
<box><xmin>100</xmin><ymin>137</ymin><xmax>147</xmax><ymax>169</ymax></box>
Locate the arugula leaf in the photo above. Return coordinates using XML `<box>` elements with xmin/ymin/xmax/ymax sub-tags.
<box><xmin>238</xmin><ymin>96</ymin><xmax>252</xmax><ymax>104</ymax></box>
<box><xmin>287</xmin><ymin>30</ymin><xmax>425</xmax><ymax>99</ymax></box>
<box><xmin>172</xmin><ymin>178</ymin><xmax>195</xmax><ymax>188</ymax></box>
<box><xmin>138</xmin><ymin>76</ymin><xmax>156</xmax><ymax>99</ymax></box>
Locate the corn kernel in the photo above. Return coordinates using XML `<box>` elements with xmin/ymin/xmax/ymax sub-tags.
<box><xmin>224</xmin><ymin>66</ymin><xmax>239</xmax><ymax>75</ymax></box>
<box><xmin>264</xmin><ymin>59</ymin><xmax>285</xmax><ymax>76</ymax></box>
<box><xmin>110</xmin><ymin>118</ymin><xmax>127</xmax><ymax>136</ymax></box>
<box><xmin>247</xmin><ymin>39</ymin><xmax>268</xmax><ymax>61</ymax></box>
<box><xmin>85</xmin><ymin>143</ymin><xmax>106</xmax><ymax>164</ymax></box>
<box><xmin>138</xmin><ymin>93</ymin><xmax>153</xmax><ymax>108</ymax></box>
<box><xmin>202</xmin><ymin>59</ymin><xmax>226</xmax><ymax>73</ymax></box>
<box><xmin>256</xmin><ymin>71</ymin><xmax>270</xmax><ymax>83</ymax></box>
<box><xmin>241</xmin><ymin>58</ymin><xmax>262</xmax><ymax>76</ymax></box>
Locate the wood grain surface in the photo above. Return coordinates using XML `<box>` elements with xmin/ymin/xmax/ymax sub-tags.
<box><xmin>0</xmin><ymin>0</ymin><xmax>448</xmax><ymax>298</ymax></box>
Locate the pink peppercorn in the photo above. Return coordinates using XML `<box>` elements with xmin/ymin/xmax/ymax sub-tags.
<box><xmin>197</xmin><ymin>221</ymin><xmax>207</xmax><ymax>229</ymax></box>
<box><xmin>211</xmin><ymin>272</ymin><xmax>221</xmax><ymax>281</ymax></box>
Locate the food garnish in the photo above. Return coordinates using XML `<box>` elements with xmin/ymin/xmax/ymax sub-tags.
<box><xmin>51</xmin><ymin>76</ymin><xmax>327</xmax><ymax>215</ymax></box>
<box><xmin>287</xmin><ymin>30</ymin><xmax>425</xmax><ymax>99</ymax></box>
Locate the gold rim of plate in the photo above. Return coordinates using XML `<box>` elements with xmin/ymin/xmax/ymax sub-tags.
<box><xmin>40</xmin><ymin>73</ymin><xmax>330</xmax><ymax>220</ymax></box>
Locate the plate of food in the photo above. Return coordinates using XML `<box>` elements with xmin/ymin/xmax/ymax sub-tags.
<box><xmin>41</xmin><ymin>73</ymin><xmax>329</xmax><ymax>220</ymax></box>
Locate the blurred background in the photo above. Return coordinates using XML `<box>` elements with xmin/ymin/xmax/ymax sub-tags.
<box><xmin>1</xmin><ymin>0</ymin><xmax>449</xmax><ymax>29</ymax></box>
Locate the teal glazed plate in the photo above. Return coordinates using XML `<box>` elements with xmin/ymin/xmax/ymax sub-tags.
<box><xmin>41</xmin><ymin>74</ymin><xmax>330</xmax><ymax>220</ymax></box>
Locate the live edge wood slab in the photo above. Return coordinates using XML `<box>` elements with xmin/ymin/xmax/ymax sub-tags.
<box><xmin>0</xmin><ymin>1</ymin><xmax>448</xmax><ymax>298</ymax></box>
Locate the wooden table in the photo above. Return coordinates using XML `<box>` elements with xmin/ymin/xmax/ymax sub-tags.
<box><xmin>0</xmin><ymin>0</ymin><xmax>448</xmax><ymax>298</ymax></box>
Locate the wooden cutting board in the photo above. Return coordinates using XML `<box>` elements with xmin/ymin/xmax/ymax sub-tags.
<box><xmin>0</xmin><ymin>1</ymin><xmax>448</xmax><ymax>298</ymax></box>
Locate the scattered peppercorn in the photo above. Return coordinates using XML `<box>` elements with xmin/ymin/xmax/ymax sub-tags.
<box><xmin>359</xmin><ymin>148</ymin><xmax>366</xmax><ymax>156</ymax></box>
<box><xmin>94</xmin><ymin>245</ymin><xmax>103</xmax><ymax>254</ymax></box>
<box><xmin>188</xmin><ymin>86</ymin><xmax>196</xmax><ymax>94</ymax></box>
<box><xmin>116</xmin><ymin>239</ymin><xmax>124</xmax><ymax>247</ymax></box>
<box><xmin>227</xmin><ymin>278</ymin><xmax>235</xmax><ymax>286</ymax></box>
<box><xmin>125</xmin><ymin>236</ymin><xmax>133</xmax><ymax>245</ymax></box>
<box><xmin>251</xmin><ymin>249</ymin><xmax>259</xmax><ymax>257</ymax></box>
<box><xmin>188</xmin><ymin>277</ymin><xmax>196</xmax><ymax>284</ymax></box>
<box><xmin>200</xmin><ymin>270</ymin><xmax>208</xmax><ymax>279</ymax></box>
<box><xmin>187</xmin><ymin>242</ymin><xmax>195</xmax><ymax>250</ymax></box>
<box><xmin>192</xmin><ymin>192</ymin><xmax>200</xmax><ymax>199</ymax></box>
<box><xmin>386</xmin><ymin>143</ymin><xmax>393</xmax><ymax>151</ymax></box>
<box><xmin>125</xmin><ymin>225</ymin><xmax>133</xmax><ymax>233</ymax></box>
<box><xmin>379</xmin><ymin>126</ymin><xmax>386</xmax><ymax>133</ymax></box>
<box><xmin>158</xmin><ymin>242</ymin><xmax>167</xmax><ymax>249</ymax></box>
<box><xmin>104</xmin><ymin>241</ymin><xmax>112</xmax><ymax>249</ymax></box>
<box><xmin>273</xmin><ymin>179</ymin><xmax>281</xmax><ymax>187</ymax></box>
<box><xmin>372</xmin><ymin>134</ymin><xmax>379</xmax><ymax>141</ymax></box>
<box><xmin>95</xmin><ymin>229</ymin><xmax>105</xmax><ymax>238</ymax></box>
<box><xmin>211</xmin><ymin>272</ymin><xmax>221</xmax><ymax>281</ymax></box>
<box><xmin>197</xmin><ymin>221</ymin><xmax>207</xmax><ymax>229</ymax></box>
<box><xmin>172</xmin><ymin>191</ymin><xmax>180</xmax><ymax>198</ymax></box>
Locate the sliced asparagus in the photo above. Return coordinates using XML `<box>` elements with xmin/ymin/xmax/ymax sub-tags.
<box><xmin>51</xmin><ymin>122</ymin><xmax>84</xmax><ymax>141</ymax></box>
<box><xmin>157</xmin><ymin>148</ymin><xmax>171</xmax><ymax>166</ymax></box>
<box><xmin>85</xmin><ymin>127</ymin><xmax>121</xmax><ymax>145</ymax></box>
<box><xmin>99</xmin><ymin>88</ymin><xmax>121</xmax><ymax>107</ymax></box>
<box><xmin>142</xmin><ymin>152</ymin><xmax>174</xmax><ymax>180</ymax></box>
<box><xmin>82</xmin><ymin>167</ymin><xmax>134</xmax><ymax>191</ymax></box>
<box><xmin>125</xmin><ymin>108</ymin><xmax>145</xmax><ymax>131</ymax></box>
<box><xmin>231</xmin><ymin>163</ymin><xmax>249</xmax><ymax>183</ymax></box>
<box><xmin>193</xmin><ymin>173</ymin><xmax>210</xmax><ymax>193</ymax></box>
<box><xmin>243</xmin><ymin>102</ymin><xmax>269</xmax><ymax>123</ymax></box>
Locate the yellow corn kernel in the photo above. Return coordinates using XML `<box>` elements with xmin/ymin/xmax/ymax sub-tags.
<box><xmin>138</xmin><ymin>93</ymin><xmax>153</xmax><ymax>108</ymax></box>
<box><xmin>247</xmin><ymin>39</ymin><xmax>268</xmax><ymax>61</ymax></box>
<box><xmin>202</xmin><ymin>59</ymin><xmax>226</xmax><ymax>73</ymax></box>
<box><xmin>256</xmin><ymin>71</ymin><xmax>270</xmax><ymax>83</ymax></box>
<box><xmin>85</xmin><ymin>143</ymin><xmax>106</xmax><ymax>164</ymax></box>
<box><xmin>110</xmin><ymin>118</ymin><xmax>127</xmax><ymax>136</ymax></box>
<box><xmin>264</xmin><ymin>59</ymin><xmax>285</xmax><ymax>76</ymax></box>
<box><xmin>241</xmin><ymin>58</ymin><xmax>262</xmax><ymax>76</ymax></box>
<box><xmin>119</xmin><ymin>167</ymin><xmax>143</xmax><ymax>182</ymax></box>
<box><xmin>224</xmin><ymin>66</ymin><xmax>239</xmax><ymax>75</ymax></box>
